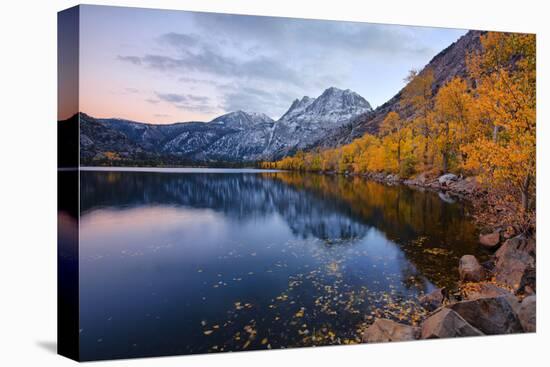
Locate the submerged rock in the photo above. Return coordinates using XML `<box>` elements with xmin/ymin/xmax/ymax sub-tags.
<box><xmin>494</xmin><ymin>237</ymin><xmax>536</xmax><ymax>293</ymax></box>
<box><xmin>449</xmin><ymin>295</ymin><xmax>523</xmax><ymax>335</ymax></box>
<box><xmin>517</xmin><ymin>295</ymin><xmax>536</xmax><ymax>332</ymax></box>
<box><xmin>459</xmin><ymin>255</ymin><xmax>487</xmax><ymax>282</ymax></box>
<box><xmin>421</xmin><ymin>308</ymin><xmax>484</xmax><ymax>339</ymax></box>
<box><xmin>479</xmin><ymin>231</ymin><xmax>500</xmax><ymax>249</ymax></box>
<box><xmin>362</xmin><ymin>319</ymin><xmax>420</xmax><ymax>343</ymax></box>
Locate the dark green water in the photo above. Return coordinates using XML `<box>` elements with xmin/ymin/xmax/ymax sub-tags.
<box><xmin>78</xmin><ymin>168</ymin><xmax>486</xmax><ymax>360</ymax></box>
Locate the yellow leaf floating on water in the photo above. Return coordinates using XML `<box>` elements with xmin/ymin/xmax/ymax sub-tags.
<box><xmin>294</xmin><ymin>307</ymin><xmax>305</xmax><ymax>318</ymax></box>
<box><xmin>261</xmin><ymin>338</ymin><xmax>268</xmax><ymax>345</ymax></box>
<box><xmin>243</xmin><ymin>340</ymin><xmax>251</xmax><ymax>349</ymax></box>
<box><xmin>203</xmin><ymin>330</ymin><xmax>213</xmax><ymax>336</ymax></box>
<box><xmin>423</xmin><ymin>248</ymin><xmax>451</xmax><ymax>256</ymax></box>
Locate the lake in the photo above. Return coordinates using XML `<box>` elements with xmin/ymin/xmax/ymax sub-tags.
<box><xmin>78</xmin><ymin>168</ymin><xmax>487</xmax><ymax>360</ymax></box>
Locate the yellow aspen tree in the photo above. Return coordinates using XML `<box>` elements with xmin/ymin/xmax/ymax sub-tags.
<box><xmin>401</xmin><ymin>68</ymin><xmax>435</xmax><ymax>169</ymax></box>
<box><xmin>464</xmin><ymin>32</ymin><xmax>536</xmax><ymax>211</ymax></box>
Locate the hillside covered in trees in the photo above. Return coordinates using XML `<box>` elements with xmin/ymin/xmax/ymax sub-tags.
<box><xmin>264</xmin><ymin>32</ymin><xmax>536</xmax><ymax>233</ymax></box>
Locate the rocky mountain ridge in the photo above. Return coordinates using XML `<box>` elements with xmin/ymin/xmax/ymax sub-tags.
<box><xmin>322</xmin><ymin>30</ymin><xmax>484</xmax><ymax>147</ymax></box>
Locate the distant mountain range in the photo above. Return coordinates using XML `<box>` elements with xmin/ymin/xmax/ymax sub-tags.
<box><xmin>79</xmin><ymin>87</ymin><xmax>372</xmax><ymax>164</ymax></box>
<box><xmin>75</xmin><ymin>30</ymin><xmax>483</xmax><ymax>166</ymax></box>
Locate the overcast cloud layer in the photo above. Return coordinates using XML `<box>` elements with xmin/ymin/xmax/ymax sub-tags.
<box><xmin>79</xmin><ymin>5</ymin><xmax>466</xmax><ymax>124</ymax></box>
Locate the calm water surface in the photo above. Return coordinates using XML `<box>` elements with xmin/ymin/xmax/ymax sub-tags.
<box><xmin>78</xmin><ymin>168</ymin><xmax>487</xmax><ymax>360</ymax></box>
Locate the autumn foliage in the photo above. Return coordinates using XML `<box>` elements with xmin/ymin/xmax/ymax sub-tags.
<box><xmin>264</xmin><ymin>32</ymin><xmax>536</xmax><ymax>229</ymax></box>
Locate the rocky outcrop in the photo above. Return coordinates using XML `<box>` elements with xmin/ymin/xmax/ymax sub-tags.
<box><xmin>494</xmin><ymin>237</ymin><xmax>536</xmax><ymax>293</ymax></box>
<box><xmin>459</xmin><ymin>255</ymin><xmax>487</xmax><ymax>282</ymax></box>
<box><xmin>421</xmin><ymin>308</ymin><xmax>484</xmax><ymax>339</ymax></box>
<box><xmin>362</xmin><ymin>319</ymin><xmax>420</xmax><ymax>343</ymax></box>
<box><xmin>517</xmin><ymin>295</ymin><xmax>536</xmax><ymax>332</ymax></box>
<box><xmin>449</xmin><ymin>295</ymin><xmax>523</xmax><ymax>335</ymax></box>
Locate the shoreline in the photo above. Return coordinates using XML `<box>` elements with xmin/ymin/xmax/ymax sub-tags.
<box><xmin>79</xmin><ymin>166</ymin><xmax>284</xmax><ymax>173</ymax></box>
<box><xmin>293</xmin><ymin>169</ymin><xmax>484</xmax><ymax>202</ymax></box>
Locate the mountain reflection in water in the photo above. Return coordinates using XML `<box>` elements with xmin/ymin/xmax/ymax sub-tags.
<box><xmin>78</xmin><ymin>169</ymin><xmax>487</xmax><ymax>360</ymax></box>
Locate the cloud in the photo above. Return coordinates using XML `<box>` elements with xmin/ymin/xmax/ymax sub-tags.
<box><xmin>157</xmin><ymin>32</ymin><xmax>199</xmax><ymax>48</ymax></box>
<box><xmin>155</xmin><ymin>92</ymin><xmax>210</xmax><ymax>104</ymax></box>
<box><xmin>120</xmin><ymin>48</ymin><xmax>303</xmax><ymax>88</ymax></box>
<box><xmin>174</xmin><ymin>104</ymin><xmax>218</xmax><ymax>114</ymax></box>
<box><xmin>221</xmin><ymin>85</ymin><xmax>296</xmax><ymax>117</ymax></box>
<box><xmin>114</xmin><ymin>12</ymin><xmax>463</xmax><ymax>119</ymax></box>
<box><xmin>178</xmin><ymin>76</ymin><xmax>219</xmax><ymax>86</ymax></box>
<box><xmin>117</xmin><ymin>55</ymin><xmax>141</xmax><ymax>65</ymax></box>
<box><xmin>189</xmin><ymin>12</ymin><xmax>436</xmax><ymax>57</ymax></box>
<box><xmin>154</xmin><ymin>92</ymin><xmax>217</xmax><ymax>115</ymax></box>
<box><xmin>155</xmin><ymin>92</ymin><xmax>187</xmax><ymax>103</ymax></box>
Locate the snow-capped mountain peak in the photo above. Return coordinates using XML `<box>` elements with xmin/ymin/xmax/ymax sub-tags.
<box><xmin>211</xmin><ymin>110</ymin><xmax>274</xmax><ymax>130</ymax></box>
<box><xmin>280</xmin><ymin>96</ymin><xmax>316</xmax><ymax>121</ymax></box>
<box><xmin>262</xmin><ymin>87</ymin><xmax>372</xmax><ymax>159</ymax></box>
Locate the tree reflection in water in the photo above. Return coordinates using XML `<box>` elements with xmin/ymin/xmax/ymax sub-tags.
<box><xmin>78</xmin><ymin>169</ymin><xmax>488</xmax><ymax>360</ymax></box>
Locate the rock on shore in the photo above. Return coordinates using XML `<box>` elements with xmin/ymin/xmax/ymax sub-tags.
<box><xmin>458</xmin><ymin>255</ymin><xmax>487</xmax><ymax>282</ymax></box>
<box><xmin>421</xmin><ymin>308</ymin><xmax>484</xmax><ymax>339</ymax></box>
<box><xmin>449</xmin><ymin>295</ymin><xmax>523</xmax><ymax>335</ymax></box>
<box><xmin>361</xmin><ymin>319</ymin><xmax>420</xmax><ymax>343</ymax></box>
<box><xmin>494</xmin><ymin>237</ymin><xmax>536</xmax><ymax>293</ymax></box>
<box><xmin>419</xmin><ymin>288</ymin><xmax>446</xmax><ymax>311</ymax></box>
<box><xmin>517</xmin><ymin>295</ymin><xmax>536</xmax><ymax>332</ymax></box>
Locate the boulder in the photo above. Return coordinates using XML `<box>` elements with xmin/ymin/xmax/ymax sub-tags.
<box><xmin>462</xmin><ymin>283</ymin><xmax>511</xmax><ymax>301</ymax></box>
<box><xmin>495</xmin><ymin>237</ymin><xmax>536</xmax><ymax>292</ymax></box>
<box><xmin>459</xmin><ymin>255</ymin><xmax>486</xmax><ymax>282</ymax></box>
<box><xmin>419</xmin><ymin>288</ymin><xmax>445</xmax><ymax>311</ymax></box>
<box><xmin>362</xmin><ymin>319</ymin><xmax>420</xmax><ymax>343</ymax></box>
<box><xmin>479</xmin><ymin>231</ymin><xmax>500</xmax><ymax>249</ymax></box>
<box><xmin>450</xmin><ymin>176</ymin><xmax>479</xmax><ymax>195</ymax></box>
<box><xmin>449</xmin><ymin>295</ymin><xmax>523</xmax><ymax>335</ymax></box>
<box><xmin>421</xmin><ymin>308</ymin><xmax>484</xmax><ymax>339</ymax></box>
<box><xmin>517</xmin><ymin>295</ymin><xmax>536</xmax><ymax>332</ymax></box>
<box><xmin>438</xmin><ymin>173</ymin><xmax>458</xmax><ymax>186</ymax></box>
